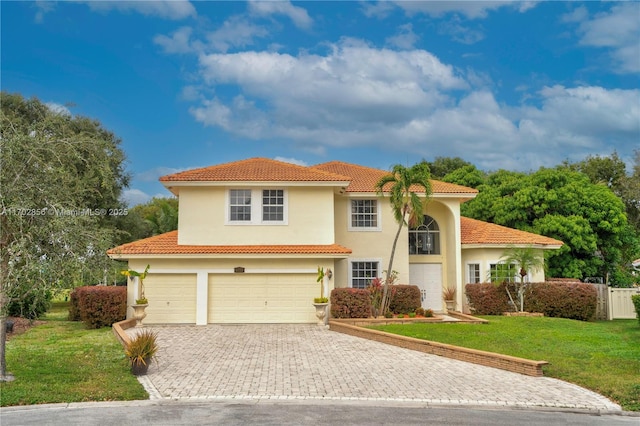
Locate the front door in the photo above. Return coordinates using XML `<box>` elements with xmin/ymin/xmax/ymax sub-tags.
<box><xmin>409</xmin><ymin>263</ymin><xmax>443</xmax><ymax>311</ymax></box>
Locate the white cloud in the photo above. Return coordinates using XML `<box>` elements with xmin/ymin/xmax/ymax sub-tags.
<box><xmin>395</xmin><ymin>1</ymin><xmax>537</xmax><ymax>20</ymax></box>
<box><xmin>573</xmin><ymin>3</ymin><xmax>640</xmax><ymax>73</ymax></box>
<box><xmin>121</xmin><ymin>188</ymin><xmax>152</xmax><ymax>206</ymax></box>
<box><xmin>248</xmin><ymin>0</ymin><xmax>313</xmax><ymax>30</ymax></box>
<box><xmin>385</xmin><ymin>24</ymin><xmax>418</xmax><ymax>50</ymax></box>
<box><xmin>190</xmin><ymin>40</ymin><xmax>467</xmax><ymax>142</ymax></box>
<box><xmin>137</xmin><ymin>166</ymin><xmax>186</xmax><ymax>182</ymax></box>
<box><xmin>154</xmin><ymin>26</ymin><xmax>195</xmax><ymax>54</ymax></box>
<box><xmin>206</xmin><ymin>15</ymin><xmax>269</xmax><ymax>53</ymax></box>
<box><xmin>45</xmin><ymin>102</ymin><xmax>71</xmax><ymax>116</ymax></box>
<box><xmin>34</xmin><ymin>1</ymin><xmax>55</xmax><ymax>23</ymax></box>
<box><xmin>274</xmin><ymin>157</ymin><xmax>308</xmax><ymax>167</ymax></box>
<box><xmin>438</xmin><ymin>17</ymin><xmax>485</xmax><ymax>45</ymax></box>
<box><xmin>82</xmin><ymin>0</ymin><xmax>196</xmax><ymax>20</ymax></box>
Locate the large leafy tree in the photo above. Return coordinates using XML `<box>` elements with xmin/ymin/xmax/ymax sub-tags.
<box><xmin>423</xmin><ymin>157</ymin><xmax>472</xmax><ymax>180</ymax></box>
<box><xmin>375</xmin><ymin>163</ymin><xmax>432</xmax><ymax>315</ymax></box>
<box><xmin>463</xmin><ymin>167</ymin><xmax>629</xmax><ymax>283</ymax></box>
<box><xmin>0</xmin><ymin>92</ymin><xmax>129</xmax><ymax>380</ymax></box>
<box><xmin>116</xmin><ymin>197</ymin><xmax>179</xmax><ymax>243</ymax></box>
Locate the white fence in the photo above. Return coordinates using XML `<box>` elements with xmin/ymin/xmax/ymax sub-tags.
<box><xmin>607</xmin><ymin>287</ymin><xmax>640</xmax><ymax>320</ymax></box>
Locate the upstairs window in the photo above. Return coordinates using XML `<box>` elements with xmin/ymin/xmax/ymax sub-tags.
<box><xmin>262</xmin><ymin>190</ymin><xmax>284</xmax><ymax>222</ymax></box>
<box><xmin>227</xmin><ymin>189</ymin><xmax>287</xmax><ymax>225</ymax></box>
<box><xmin>350</xmin><ymin>199</ymin><xmax>379</xmax><ymax>230</ymax></box>
<box><xmin>229</xmin><ymin>189</ymin><xmax>252</xmax><ymax>222</ymax></box>
<box><xmin>409</xmin><ymin>215</ymin><xmax>440</xmax><ymax>255</ymax></box>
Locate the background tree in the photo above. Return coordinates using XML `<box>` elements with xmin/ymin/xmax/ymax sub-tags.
<box><xmin>440</xmin><ymin>164</ymin><xmax>486</xmax><ymax>189</ymax></box>
<box><xmin>0</xmin><ymin>92</ymin><xmax>129</xmax><ymax>380</ymax></box>
<box><xmin>115</xmin><ymin>197</ymin><xmax>178</xmax><ymax>243</ymax></box>
<box><xmin>423</xmin><ymin>157</ymin><xmax>472</xmax><ymax>180</ymax></box>
<box><xmin>462</xmin><ymin>167</ymin><xmax>629</xmax><ymax>283</ymax></box>
<box><xmin>375</xmin><ymin>163</ymin><xmax>431</xmax><ymax>315</ymax></box>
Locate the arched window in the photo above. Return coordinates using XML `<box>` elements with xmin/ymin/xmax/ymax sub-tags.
<box><xmin>409</xmin><ymin>215</ymin><xmax>440</xmax><ymax>255</ymax></box>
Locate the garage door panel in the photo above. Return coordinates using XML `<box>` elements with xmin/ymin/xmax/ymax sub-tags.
<box><xmin>144</xmin><ymin>274</ymin><xmax>197</xmax><ymax>324</ymax></box>
<box><xmin>208</xmin><ymin>274</ymin><xmax>317</xmax><ymax>323</ymax></box>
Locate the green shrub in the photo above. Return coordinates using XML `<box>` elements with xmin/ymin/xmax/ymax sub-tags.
<box><xmin>7</xmin><ymin>287</ymin><xmax>51</xmax><ymax>319</ymax></box>
<box><xmin>389</xmin><ymin>285</ymin><xmax>421</xmax><ymax>314</ymax></box>
<box><xmin>632</xmin><ymin>294</ymin><xmax>640</xmax><ymax>325</ymax></box>
<box><xmin>68</xmin><ymin>286</ymin><xmax>86</xmax><ymax>321</ymax></box>
<box><xmin>465</xmin><ymin>283</ymin><xmax>510</xmax><ymax>315</ymax></box>
<box><xmin>78</xmin><ymin>286</ymin><xmax>127</xmax><ymax>328</ymax></box>
<box><xmin>330</xmin><ymin>288</ymin><xmax>371</xmax><ymax>318</ymax></box>
<box><xmin>408</xmin><ymin>312</ymin><xmax>416</xmax><ymax>318</ymax></box>
<box><xmin>525</xmin><ymin>282</ymin><xmax>597</xmax><ymax>321</ymax></box>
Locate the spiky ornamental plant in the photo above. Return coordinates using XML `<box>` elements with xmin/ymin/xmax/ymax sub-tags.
<box><xmin>375</xmin><ymin>163</ymin><xmax>431</xmax><ymax>316</ymax></box>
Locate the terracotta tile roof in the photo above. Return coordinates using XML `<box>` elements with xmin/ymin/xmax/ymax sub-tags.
<box><xmin>107</xmin><ymin>231</ymin><xmax>353</xmax><ymax>257</ymax></box>
<box><xmin>160</xmin><ymin>157</ymin><xmax>351</xmax><ymax>183</ymax></box>
<box><xmin>461</xmin><ymin>217</ymin><xmax>563</xmax><ymax>247</ymax></box>
<box><xmin>312</xmin><ymin>161</ymin><xmax>478</xmax><ymax>195</ymax></box>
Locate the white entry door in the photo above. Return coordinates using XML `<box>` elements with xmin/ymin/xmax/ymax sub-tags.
<box><xmin>409</xmin><ymin>264</ymin><xmax>443</xmax><ymax>311</ymax></box>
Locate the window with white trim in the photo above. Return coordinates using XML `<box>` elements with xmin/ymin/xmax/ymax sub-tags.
<box><xmin>229</xmin><ymin>189</ymin><xmax>252</xmax><ymax>222</ymax></box>
<box><xmin>262</xmin><ymin>189</ymin><xmax>284</xmax><ymax>221</ymax></box>
<box><xmin>489</xmin><ymin>263</ymin><xmax>517</xmax><ymax>283</ymax></box>
<box><xmin>468</xmin><ymin>263</ymin><xmax>481</xmax><ymax>284</ymax></box>
<box><xmin>227</xmin><ymin>189</ymin><xmax>287</xmax><ymax>224</ymax></box>
<box><xmin>350</xmin><ymin>199</ymin><xmax>379</xmax><ymax>229</ymax></box>
<box><xmin>351</xmin><ymin>261</ymin><xmax>379</xmax><ymax>289</ymax></box>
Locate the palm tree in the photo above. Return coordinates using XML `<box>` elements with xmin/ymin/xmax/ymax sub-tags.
<box><xmin>500</xmin><ymin>246</ymin><xmax>544</xmax><ymax>312</ymax></box>
<box><xmin>375</xmin><ymin>163</ymin><xmax>432</xmax><ymax>315</ymax></box>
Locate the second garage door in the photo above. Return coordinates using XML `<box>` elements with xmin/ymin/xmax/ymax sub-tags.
<box><xmin>208</xmin><ymin>273</ymin><xmax>317</xmax><ymax>323</ymax></box>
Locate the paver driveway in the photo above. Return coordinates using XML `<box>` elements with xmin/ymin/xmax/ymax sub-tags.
<box><xmin>138</xmin><ymin>324</ymin><xmax>620</xmax><ymax>412</ymax></box>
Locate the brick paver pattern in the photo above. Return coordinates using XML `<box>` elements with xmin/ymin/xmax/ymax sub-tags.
<box><xmin>139</xmin><ymin>325</ymin><xmax>620</xmax><ymax>412</ymax></box>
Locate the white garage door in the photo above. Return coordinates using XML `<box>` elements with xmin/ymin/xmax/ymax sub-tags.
<box><xmin>143</xmin><ymin>274</ymin><xmax>197</xmax><ymax>324</ymax></box>
<box><xmin>208</xmin><ymin>273</ymin><xmax>317</xmax><ymax>323</ymax></box>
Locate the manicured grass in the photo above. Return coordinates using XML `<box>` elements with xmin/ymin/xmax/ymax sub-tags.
<box><xmin>0</xmin><ymin>302</ymin><xmax>148</xmax><ymax>406</ymax></box>
<box><xmin>371</xmin><ymin>317</ymin><xmax>640</xmax><ymax>411</ymax></box>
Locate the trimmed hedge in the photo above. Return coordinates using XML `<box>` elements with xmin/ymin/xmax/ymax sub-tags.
<box><xmin>465</xmin><ymin>283</ymin><xmax>510</xmax><ymax>315</ymax></box>
<box><xmin>330</xmin><ymin>288</ymin><xmax>371</xmax><ymax>319</ymax></box>
<box><xmin>68</xmin><ymin>286</ymin><xmax>84</xmax><ymax>321</ymax></box>
<box><xmin>524</xmin><ymin>282</ymin><xmax>597</xmax><ymax>321</ymax></box>
<box><xmin>465</xmin><ymin>281</ymin><xmax>598</xmax><ymax>321</ymax></box>
<box><xmin>389</xmin><ymin>285</ymin><xmax>421</xmax><ymax>314</ymax></box>
<box><xmin>72</xmin><ymin>286</ymin><xmax>127</xmax><ymax>328</ymax></box>
<box><xmin>631</xmin><ymin>294</ymin><xmax>640</xmax><ymax>325</ymax></box>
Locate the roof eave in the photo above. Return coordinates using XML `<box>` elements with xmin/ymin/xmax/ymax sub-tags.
<box><xmin>161</xmin><ymin>180</ymin><xmax>351</xmax><ymax>188</ymax></box>
<box><xmin>461</xmin><ymin>243</ymin><xmax>563</xmax><ymax>250</ymax></box>
<box><xmin>108</xmin><ymin>253</ymin><xmax>352</xmax><ymax>260</ymax></box>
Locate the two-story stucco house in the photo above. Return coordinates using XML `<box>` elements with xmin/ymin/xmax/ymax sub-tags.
<box><xmin>108</xmin><ymin>158</ymin><xmax>562</xmax><ymax>324</ymax></box>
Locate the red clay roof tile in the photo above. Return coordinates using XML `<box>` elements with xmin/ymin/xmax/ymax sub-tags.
<box><xmin>160</xmin><ymin>157</ymin><xmax>351</xmax><ymax>183</ymax></box>
<box><xmin>107</xmin><ymin>231</ymin><xmax>353</xmax><ymax>256</ymax></box>
<box><xmin>312</xmin><ymin>161</ymin><xmax>478</xmax><ymax>195</ymax></box>
<box><xmin>461</xmin><ymin>217</ymin><xmax>563</xmax><ymax>247</ymax></box>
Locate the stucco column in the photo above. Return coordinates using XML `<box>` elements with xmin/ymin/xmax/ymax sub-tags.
<box><xmin>196</xmin><ymin>272</ymin><xmax>208</xmax><ymax>325</ymax></box>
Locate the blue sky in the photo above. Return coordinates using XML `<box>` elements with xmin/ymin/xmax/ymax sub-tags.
<box><xmin>2</xmin><ymin>1</ymin><xmax>639</xmax><ymax>205</ymax></box>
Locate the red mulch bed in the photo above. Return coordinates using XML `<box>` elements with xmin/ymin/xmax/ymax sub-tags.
<box><xmin>5</xmin><ymin>317</ymin><xmax>45</xmax><ymax>341</ymax></box>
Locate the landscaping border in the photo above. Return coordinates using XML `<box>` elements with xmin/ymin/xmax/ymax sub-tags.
<box><xmin>328</xmin><ymin>320</ymin><xmax>548</xmax><ymax>377</ymax></box>
<box><xmin>112</xmin><ymin>318</ymin><xmax>135</xmax><ymax>346</ymax></box>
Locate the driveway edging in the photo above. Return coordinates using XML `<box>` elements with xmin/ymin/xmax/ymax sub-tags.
<box><xmin>328</xmin><ymin>321</ymin><xmax>548</xmax><ymax>376</ymax></box>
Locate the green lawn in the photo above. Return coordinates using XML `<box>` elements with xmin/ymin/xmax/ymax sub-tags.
<box><xmin>0</xmin><ymin>302</ymin><xmax>148</xmax><ymax>406</ymax></box>
<box><xmin>371</xmin><ymin>316</ymin><xmax>640</xmax><ymax>411</ymax></box>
